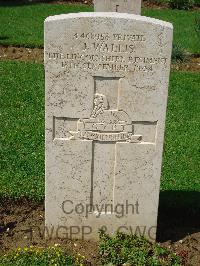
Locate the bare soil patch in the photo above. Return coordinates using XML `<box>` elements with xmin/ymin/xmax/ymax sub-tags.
<box><xmin>171</xmin><ymin>56</ymin><xmax>200</xmax><ymax>72</ymax></box>
<box><xmin>1</xmin><ymin>0</ymin><xmax>199</xmax><ymax>10</ymax></box>
<box><xmin>143</xmin><ymin>0</ymin><xmax>169</xmax><ymax>9</ymax></box>
<box><xmin>0</xmin><ymin>45</ymin><xmax>44</xmax><ymax>64</ymax></box>
<box><xmin>38</xmin><ymin>0</ymin><xmax>200</xmax><ymax>10</ymax></box>
<box><xmin>143</xmin><ymin>0</ymin><xmax>198</xmax><ymax>10</ymax></box>
<box><xmin>1</xmin><ymin>45</ymin><xmax>200</xmax><ymax>72</ymax></box>
<box><xmin>0</xmin><ymin>199</ymin><xmax>101</xmax><ymax>265</ymax></box>
<box><xmin>0</xmin><ymin>198</ymin><xmax>200</xmax><ymax>265</ymax></box>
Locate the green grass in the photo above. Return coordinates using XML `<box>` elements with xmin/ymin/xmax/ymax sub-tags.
<box><xmin>0</xmin><ymin>61</ymin><xmax>44</xmax><ymax>200</ymax></box>
<box><xmin>0</xmin><ymin>3</ymin><xmax>199</xmax><ymax>53</ymax></box>
<box><xmin>0</xmin><ymin>3</ymin><xmax>91</xmax><ymax>48</ymax></box>
<box><xmin>99</xmin><ymin>231</ymin><xmax>182</xmax><ymax>265</ymax></box>
<box><xmin>162</xmin><ymin>70</ymin><xmax>200</xmax><ymax>192</ymax></box>
<box><xmin>143</xmin><ymin>8</ymin><xmax>200</xmax><ymax>54</ymax></box>
<box><xmin>0</xmin><ymin>60</ymin><xmax>199</xmax><ymax>201</ymax></box>
<box><xmin>0</xmin><ymin>246</ymin><xmax>85</xmax><ymax>266</ymax></box>
<box><xmin>0</xmin><ymin>234</ymin><xmax>182</xmax><ymax>266</ymax></box>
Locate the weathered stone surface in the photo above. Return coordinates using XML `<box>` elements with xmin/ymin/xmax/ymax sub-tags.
<box><xmin>94</xmin><ymin>0</ymin><xmax>141</xmax><ymax>15</ymax></box>
<box><xmin>45</xmin><ymin>13</ymin><xmax>173</xmax><ymax>240</ymax></box>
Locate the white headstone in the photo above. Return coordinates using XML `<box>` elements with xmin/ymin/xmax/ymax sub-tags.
<box><xmin>94</xmin><ymin>0</ymin><xmax>141</xmax><ymax>15</ymax></box>
<box><xmin>45</xmin><ymin>13</ymin><xmax>173</xmax><ymax>241</ymax></box>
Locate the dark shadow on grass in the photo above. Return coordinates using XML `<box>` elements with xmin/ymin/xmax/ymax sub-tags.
<box><xmin>0</xmin><ymin>0</ymin><xmax>50</xmax><ymax>7</ymax></box>
<box><xmin>0</xmin><ymin>0</ymin><xmax>82</xmax><ymax>7</ymax></box>
<box><xmin>157</xmin><ymin>191</ymin><xmax>200</xmax><ymax>242</ymax></box>
<box><xmin>0</xmin><ymin>36</ymin><xmax>9</xmax><ymax>40</ymax></box>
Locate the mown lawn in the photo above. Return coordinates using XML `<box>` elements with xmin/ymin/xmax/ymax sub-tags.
<box><xmin>0</xmin><ymin>61</ymin><xmax>44</xmax><ymax>200</ymax></box>
<box><xmin>143</xmin><ymin>8</ymin><xmax>200</xmax><ymax>54</ymax></box>
<box><xmin>162</xmin><ymin>70</ymin><xmax>200</xmax><ymax>191</ymax></box>
<box><xmin>0</xmin><ymin>3</ymin><xmax>91</xmax><ymax>48</ymax></box>
<box><xmin>0</xmin><ymin>3</ymin><xmax>199</xmax><ymax>53</ymax></box>
<box><xmin>0</xmin><ymin>60</ymin><xmax>199</xmax><ymax>201</ymax></box>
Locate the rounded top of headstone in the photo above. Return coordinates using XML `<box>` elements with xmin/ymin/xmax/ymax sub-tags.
<box><xmin>45</xmin><ymin>12</ymin><xmax>173</xmax><ymax>30</ymax></box>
